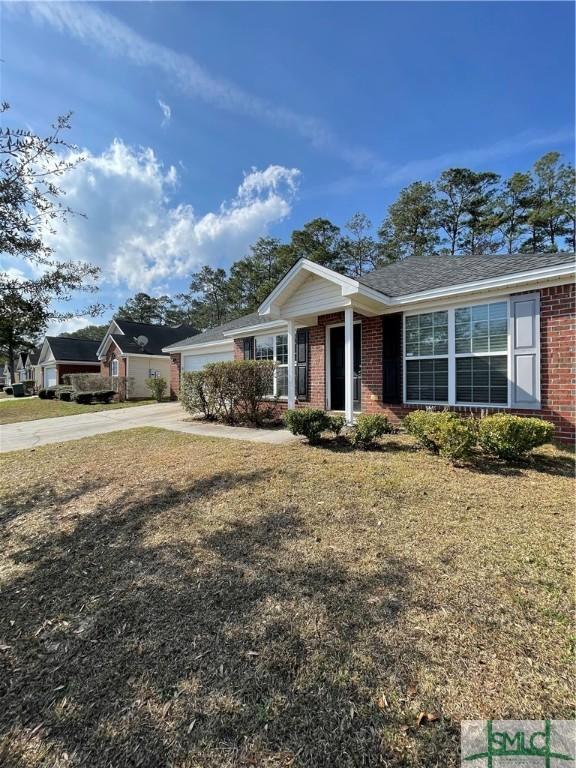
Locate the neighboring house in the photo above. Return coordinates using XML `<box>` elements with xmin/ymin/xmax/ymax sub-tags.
<box><xmin>165</xmin><ymin>252</ymin><xmax>575</xmax><ymax>442</ymax></box>
<box><xmin>97</xmin><ymin>319</ymin><xmax>198</xmax><ymax>398</ymax></box>
<box><xmin>38</xmin><ymin>337</ymin><xmax>101</xmax><ymax>387</ymax></box>
<box><xmin>15</xmin><ymin>349</ymin><xmax>41</xmax><ymax>388</ymax></box>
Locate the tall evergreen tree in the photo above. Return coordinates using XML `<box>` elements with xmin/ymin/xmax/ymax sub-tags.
<box><xmin>528</xmin><ymin>152</ymin><xmax>570</xmax><ymax>251</ymax></box>
<box><xmin>378</xmin><ymin>181</ymin><xmax>439</xmax><ymax>260</ymax></box>
<box><xmin>289</xmin><ymin>218</ymin><xmax>343</xmax><ymax>270</ymax></box>
<box><xmin>116</xmin><ymin>292</ymin><xmax>176</xmax><ymax>325</ymax></box>
<box><xmin>341</xmin><ymin>213</ymin><xmax>379</xmax><ymax>276</ymax></box>
<box><xmin>493</xmin><ymin>172</ymin><xmax>534</xmax><ymax>253</ymax></box>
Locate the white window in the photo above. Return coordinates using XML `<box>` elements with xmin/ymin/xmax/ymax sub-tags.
<box><xmin>454</xmin><ymin>301</ymin><xmax>508</xmax><ymax>405</ymax></box>
<box><xmin>148</xmin><ymin>369</ymin><xmax>161</xmax><ymax>378</ymax></box>
<box><xmin>404</xmin><ymin>299</ymin><xmax>510</xmax><ymax>407</ymax></box>
<box><xmin>255</xmin><ymin>333</ymin><xmax>288</xmax><ymax>398</ymax></box>
<box><xmin>405</xmin><ymin>311</ymin><xmax>448</xmax><ymax>403</ymax></box>
<box><xmin>110</xmin><ymin>359</ymin><xmax>119</xmax><ymax>377</ymax></box>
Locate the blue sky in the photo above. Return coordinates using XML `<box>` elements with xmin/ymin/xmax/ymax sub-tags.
<box><xmin>1</xmin><ymin>1</ymin><xmax>574</xmax><ymax>332</ymax></box>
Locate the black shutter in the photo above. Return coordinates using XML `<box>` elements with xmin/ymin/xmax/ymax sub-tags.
<box><xmin>382</xmin><ymin>314</ymin><xmax>402</xmax><ymax>403</ymax></box>
<box><xmin>296</xmin><ymin>329</ymin><xmax>308</xmax><ymax>400</ymax></box>
<box><xmin>243</xmin><ymin>337</ymin><xmax>254</xmax><ymax>360</ymax></box>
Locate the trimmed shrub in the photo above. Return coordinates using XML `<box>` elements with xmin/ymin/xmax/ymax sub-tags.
<box><xmin>284</xmin><ymin>408</ymin><xmax>331</xmax><ymax>444</ymax></box>
<box><xmin>477</xmin><ymin>413</ymin><xmax>554</xmax><ymax>460</ymax></box>
<box><xmin>64</xmin><ymin>373</ymin><xmax>134</xmax><ymax>401</ymax></box>
<box><xmin>328</xmin><ymin>414</ymin><xmax>346</xmax><ymax>436</ymax></box>
<box><xmin>404</xmin><ymin>410</ymin><xmax>477</xmax><ymax>461</ymax></box>
<box><xmin>93</xmin><ymin>390</ymin><xmax>115</xmax><ymax>404</ymax></box>
<box><xmin>181</xmin><ymin>361</ymin><xmax>276</xmax><ymax>425</ymax></box>
<box><xmin>350</xmin><ymin>413</ymin><xmax>392</xmax><ymax>449</ymax></box>
<box><xmin>74</xmin><ymin>392</ymin><xmax>94</xmax><ymax>405</ymax></box>
<box><xmin>180</xmin><ymin>371</ymin><xmax>218</xmax><ymax>420</ymax></box>
<box><xmin>146</xmin><ymin>376</ymin><xmax>167</xmax><ymax>402</ymax></box>
<box><xmin>38</xmin><ymin>388</ymin><xmax>54</xmax><ymax>399</ymax></box>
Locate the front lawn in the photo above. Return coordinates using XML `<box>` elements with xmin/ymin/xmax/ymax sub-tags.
<box><xmin>0</xmin><ymin>397</ymin><xmax>157</xmax><ymax>425</ymax></box>
<box><xmin>0</xmin><ymin>429</ymin><xmax>573</xmax><ymax>767</ymax></box>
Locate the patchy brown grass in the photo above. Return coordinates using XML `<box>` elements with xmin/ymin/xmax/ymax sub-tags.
<box><xmin>0</xmin><ymin>429</ymin><xmax>573</xmax><ymax>767</ymax></box>
<box><xmin>0</xmin><ymin>398</ymin><xmax>157</xmax><ymax>425</ymax></box>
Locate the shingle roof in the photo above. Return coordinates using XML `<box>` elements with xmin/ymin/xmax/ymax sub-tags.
<box><xmin>28</xmin><ymin>348</ymin><xmax>40</xmax><ymax>366</ymax></box>
<box><xmin>46</xmin><ymin>337</ymin><xmax>101</xmax><ymax>362</ymax></box>
<box><xmin>112</xmin><ymin>320</ymin><xmax>198</xmax><ymax>355</ymax></box>
<box><xmin>358</xmin><ymin>252</ymin><xmax>575</xmax><ymax>297</ymax></box>
<box><xmin>163</xmin><ymin>312</ymin><xmax>273</xmax><ymax>349</ymax></box>
<box><xmin>164</xmin><ymin>252</ymin><xmax>575</xmax><ymax>350</ymax></box>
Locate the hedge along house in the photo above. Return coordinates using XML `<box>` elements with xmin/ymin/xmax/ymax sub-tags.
<box><xmin>97</xmin><ymin>319</ymin><xmax>198</xmax><ymax>399</ymax></box>
<box><xmin>165</xmin><ymin>252</ymin><xmax>575</xmax><ymax>442</ymax></box>
<box><xmin>37</xmin><ymin>337</ymin><xmax>101</xmax><ymax>388</ymax></box>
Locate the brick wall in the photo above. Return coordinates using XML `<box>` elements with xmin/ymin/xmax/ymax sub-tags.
<box><xmin>57</xmin><ymin>363</ymin><xmax>101</xmax><ymax>384</ymax></box>
<box><xmin>169</xmin><ymin>353</ymin><xmax>181</xmax><ymax>400</ymax></box>
<box><xmin>233</xmin><ymin>339</ymin><xmax>244</xmax><ymax>360</ymax></box>
<box><xmin>100</xmin><ymin>345</ymin><xmax>126</xmax><ymax>379</ymax></box>
<box><xmin>230</xmin><ymin>284</ymin><xmax>575</xmax><ymax>441</ymax></box>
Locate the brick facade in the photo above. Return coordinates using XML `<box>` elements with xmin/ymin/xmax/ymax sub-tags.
<box><xmin>222</xmin><ymin>282</ymin><xmax>575</xmax><ymax>443</ymax></box>
<box><xmin>57</xmin><ymin>363</ymin><xmax>101</xmax><ymax>384</ymax></box>
<box><xmin>100</xmin><ymin>344</ymin><xmax>126</xmax><ymax>379</ymax></box>
<box><xmin>169</xmin><ymin>353</ymin><xmax>181</xmax><ymax>400</ymax></box>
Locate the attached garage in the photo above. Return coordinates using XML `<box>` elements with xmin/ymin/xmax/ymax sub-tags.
<box><xmin>44</xmin><ymin>366</ymin><xmax>57</xmax><ymax>387</ymax></box>
<box><xmin>183</xmin><ymin>349</ymin><xmax>233</xmax><ymax>372</ymax></box>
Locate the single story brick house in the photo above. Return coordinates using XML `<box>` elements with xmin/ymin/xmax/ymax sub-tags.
<box><xmin>97</xmin><ymin>319</ymin><xmax>197</xmax><ymax>398</ymax></box>
<box><xmin>37</xmin><ymin>337</ymin><xmax>101</xmax><ymax>387</ymax></box>
<box><xmin>164</xmin><ymin>252</ymin><xmax>575</xmax><ymax>442</ymax></box>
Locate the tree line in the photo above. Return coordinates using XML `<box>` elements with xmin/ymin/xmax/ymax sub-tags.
<box><xmin>1</xmin><ymin>105</ymin><xmax>574</xmax><ymax>368</ymax></box>
<box><xmin>113</xmin><ymin>151</ymin><xmax>574</xmax><ymax>331</ymax></box>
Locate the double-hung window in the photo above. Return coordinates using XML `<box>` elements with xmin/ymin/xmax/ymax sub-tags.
<box><xmin>255</xmin><ymin>333</ymin><xmax>288</xmax><ymax>398</ymax></box>
<box><xmin>455</xmin><ymin>301</ymin><xmax>508</xmax><ymax>404</ymax></box>
<box><xmin>405</xmin><ymin>311</ymin><xmax>449</xmax><ymax>402</ymax></box>
<box><xmin>404</xmin><ymin>299</ymin><xmax>510</xmax><ymax>407</ymax></box>
<box><xmin>110</xmin><ymin>358</ymin><xmax>119</xmax><ymax>378</ymax></box>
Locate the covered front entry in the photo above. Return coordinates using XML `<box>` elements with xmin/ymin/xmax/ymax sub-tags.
<box><xmin>328</xmin><ymin>323</ymin><xmax>361</xmax><ymax>412</ymax></box>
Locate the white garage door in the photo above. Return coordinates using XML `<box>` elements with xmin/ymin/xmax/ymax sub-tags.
<box><xmin>183</xmin><ymin>350</ymin><xmax>233</xmax><ymax>372</ymax></box>
<box><xmin>44</xmin><ymin>366</ymin><xmax>57</xmax><ymax>387</ymax></box>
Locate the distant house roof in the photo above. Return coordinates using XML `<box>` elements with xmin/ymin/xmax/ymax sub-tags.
<box><xmin>358</xmin><ymin>252</ymin><xmax>575</xmax><ymax>297</ymax></box>
<box><xmin>45</xmin><ymin>337</ymin><xmax>101</xmax><ymax>363</ymax></box>
<box><xmin>109</xmin><ymin>320</ymin><xmax>198</xmax><ymax>356</ymax></box>
<box><xmin>163</xmin><ymin>312</ymin><xmax>273</xmax><ymax>350</ymax></box>
<box><xmin>28</xmin><ymin>348</ymin><xmax>40</xmax><ymax>366</ymax></box>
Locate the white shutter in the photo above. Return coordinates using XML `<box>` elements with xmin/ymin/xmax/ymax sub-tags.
<box><xmin>510</xmin><ymin>293</ymin><xmax>540</xmax><ymax>409</ymax></box>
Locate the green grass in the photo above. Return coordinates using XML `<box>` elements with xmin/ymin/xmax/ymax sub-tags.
<box><xmin>0</xmin><ymin>397</ymin><xmax>158</xmax><ymax>425</ymax></box>
<box><xmin>0</xmin><ymin>429</ymin><xmax>573</xmax><ymax>767</ymax></box>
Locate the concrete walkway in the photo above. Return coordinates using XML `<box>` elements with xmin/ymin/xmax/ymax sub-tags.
<box><xmin>0</xmin><ymin>402</ymin><xmax>296</xmax><ymax>453</ymax></box>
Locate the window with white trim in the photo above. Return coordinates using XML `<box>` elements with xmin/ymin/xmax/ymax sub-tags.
<box><xmin>255</xmin><ymin>333</ymin><xmax>288</xmax><ymax>397</ymax></box>
<box><xmin>110</xmin><ymin>359</ymin><xmax>119</xmax><ymax>378</ymax></box>
<box><xmin>454</xmin><ymin>301</ymin><xmax>508</xmax><ymax>404</ymax></box>
<box><xmin>404</xmin><ymin>299</ymin><xmax>510</xmax><ymax>407</ymax></box>
<box><xmin>405</xmin><ymin>311</ymin><xmax>448</xmax><ymax>402</ymax></box>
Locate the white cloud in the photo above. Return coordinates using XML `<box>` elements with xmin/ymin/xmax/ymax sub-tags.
<box><xmin>15</xmin><ymin>2</ymin><xmax>379</xmax><ymax>170</ymax></box>
<box><xmin>45</xmin><ymin>317</ymin><xmax>91</xmax><ymax>337</ymax></box>
<box><xmin>44</xmin><ymin>140</ymin><xmax>300</xmax><ymax>291</ymax></box>
<box><xmin>158</xmin><ymin>98</ymin><xmax>171</xmax><ymax>127</ymax></box>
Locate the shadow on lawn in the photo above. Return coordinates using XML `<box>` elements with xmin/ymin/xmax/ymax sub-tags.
<box><xmin>0</xmin><ymin>470</ymin><xmax>458</xmax><ymax>768</ymax></box>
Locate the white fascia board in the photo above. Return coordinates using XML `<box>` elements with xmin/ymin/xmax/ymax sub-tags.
<box><xmin>97</xmin><ymin>335</ymin><xmax>123</xmax><ymax>360</ymax></box>
<box><xmin>37</xmin><ymin>339</ymin><xmax>53</xmax><ymax>366</ymax></box>
<box><xmin>96</xmin><ymin>320</ymin><xmax>123</xmax><ymax>358</ymax></box>
<box><xmin>124</xmin><ymin>353</ymin><xmax>168</xmax><ymax>359</ymax></box>
<box><xmin>386</xmin><ymin>263</ymin><xmax>575</xmax><ymax>307</ymax></box>
<box><xmin>222</xmin><ymin>320</ymin><xmax>287</xmax><ymax>338</ymax></box>
<box><xmin>162</xmin><ymin>339</ymin><xmax>235</xmax><ymax>354</ymax></box>
<box><xmin>258</xmin><ymin>258</ymin><xmax>359</xmax><ymax>315</ymax></box>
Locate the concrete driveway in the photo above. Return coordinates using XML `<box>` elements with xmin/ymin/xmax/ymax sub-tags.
<box><xmin>0</xmin><ymin>402</ymin><xmax>296</xmax><ymax>453</ymax></box>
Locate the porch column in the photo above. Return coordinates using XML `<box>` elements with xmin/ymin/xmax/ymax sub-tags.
<box><xmin>287</xmin><ymin>319</ymin><xmax>296</xmax><ymax>409</ymax></box>
<box><xmin>344</xmin><ymin>306</ymin><xmax>354</xmax><ymax>423</ymax></box>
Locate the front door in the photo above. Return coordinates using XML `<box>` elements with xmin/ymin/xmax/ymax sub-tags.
<box><xmin>329</xmin><ymin>324</ymin><xmax>361</xmax><ymax>411</ymax></box>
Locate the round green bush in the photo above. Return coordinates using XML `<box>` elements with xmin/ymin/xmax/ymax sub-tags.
<box><xmin>477</xmin><ymin>413</ymin><xmax>554</xmax><ymax>459</ymax></box>
<box><xmin>350</xmin><ymin>413</ymin><xmax>392</xmax><ymax>448</ymax></box>
<box><xmin>284</xmin><ymin>408</ymin><xmax>331</xmax><ymax>444</ymax></box>
<box><xmin>404</xmin><ymin>410</ymin><xmax>477</xmax><ymax>461</ymax></box>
